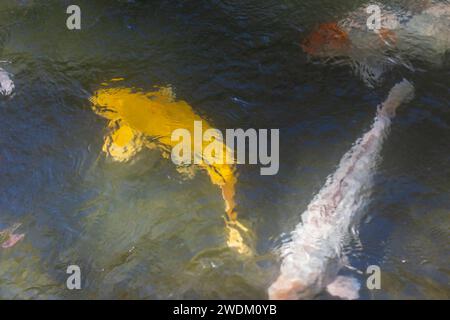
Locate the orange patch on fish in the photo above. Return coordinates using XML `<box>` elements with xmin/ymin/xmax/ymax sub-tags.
<box><xmin>377</xmin><ymin>27</ymin><xmax>397</xmax><ymax>46</ymax></box>
<box><xmin>302</xmin><ymin>22</ymin><xmax>351</xmax><ymax>56</ymax></box>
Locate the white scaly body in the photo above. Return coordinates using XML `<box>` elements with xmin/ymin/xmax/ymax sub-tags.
<box><xmin>268</xmin><ymin>79</ymin><xmax>414</xmax><ymax>300</ymax></box>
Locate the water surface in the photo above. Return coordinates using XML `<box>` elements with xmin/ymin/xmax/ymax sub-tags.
<box><xmin>0</xmin><ymin>0</ymin><xmax>448</xmax><ymax>299</ymax></box>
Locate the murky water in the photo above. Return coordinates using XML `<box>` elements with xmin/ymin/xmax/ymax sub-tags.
<box><xmin>0</xmin><ymin>0</ymin><xmax>448</xmax><ymax>299</ymax></box>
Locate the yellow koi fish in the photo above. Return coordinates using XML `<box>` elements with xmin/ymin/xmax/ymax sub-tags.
<box><xmin>90</xmin><ymin>84</ymin><xmax>251</xmax><ymax>255</ymax></box>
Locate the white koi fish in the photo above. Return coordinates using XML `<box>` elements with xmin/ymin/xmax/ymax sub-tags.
<box><xmin>0</xmin><ymin>67</ymin><xmax>14</xmax><ymax>96</ymax></box>
<box><xmin>302</xmin><ymin>2</ymin><xmax>450</xmax><ymax>86</ymax></box>
<box><xmin>268</xmin><ymin>79</ymin><xmax>414</xmax><ymax>300</ymax></box>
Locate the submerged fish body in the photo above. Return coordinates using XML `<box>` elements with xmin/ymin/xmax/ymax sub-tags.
<box><xmin>0</xmin><ymin>68</ymin><xmax>14</xmax><ymax>96</ymax></box>
<box><xmin>302</xmin><ymin>3</ymin><xmax>450</xmax><ymax>85</ymax></box>
<box><xmin>90</xmin><ymin>85</ymin><xmax>251</xmax><ymax>255</ymax></box>
<box><xmin>397</xmin><ymin>3</ymin><xmax>450</xmax><ymax>64</ymax></box>
<box><xmin>268</xmin><ymin>79</ymin><xmax>414</xmax><ymax>300</ymax></box>
<box><xmin>0</xmin><ymin>223</ymin><xmax>25</xmax><ymax>249</ymax></box>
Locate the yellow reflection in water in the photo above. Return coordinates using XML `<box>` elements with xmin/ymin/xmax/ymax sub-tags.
<box><xmin>90</xmin><ymin>84</ymin><xmax>251</xmax><ymax>255</ymax></box>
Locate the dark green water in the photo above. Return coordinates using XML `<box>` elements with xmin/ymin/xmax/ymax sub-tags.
<box><xmin>0</xmin><ymin>0</ymin><xmax>448</xmax><ymax>299</ymax></box>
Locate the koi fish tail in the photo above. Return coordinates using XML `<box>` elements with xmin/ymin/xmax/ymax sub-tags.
<box><xmin>206</xmin><ymin>165</ymin><xmax>253</xmax><ymax>255</ymax></box>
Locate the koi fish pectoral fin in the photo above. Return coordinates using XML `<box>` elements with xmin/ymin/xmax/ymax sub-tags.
<box><xmin>102</xmin><ymin>123</ymin><xmax>144</xmax><ymax>162</ymax></box>
<box><xmin>326</xmin><ymin>275</ymin><xmax>360</xmax><ymax>300</ymax></box>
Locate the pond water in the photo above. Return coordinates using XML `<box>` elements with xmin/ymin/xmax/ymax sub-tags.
<box><xmin>0</xmin><ymin>0</ymin><xmax>448</xmax><ymax>299</ymax></box>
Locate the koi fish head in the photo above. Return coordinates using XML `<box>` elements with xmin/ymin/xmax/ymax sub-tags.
<box><xmin>301</xmin><ymin>22</ymin><xmax>351</xmax><ymax>57</ymax></box>
<box><xmin>90</xmin><ymin>88</ymin><xmax>127</xmax><ymax>117</ymax></box>
<box><xmin>90</xmin><ymin>89</ymin><xmax>110</xmax><ymax>107</ymax></box>
<box><xmin>268</xmin><ymin>273</ymin><xmax>319</xmax><ymax>300</ymax></box>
